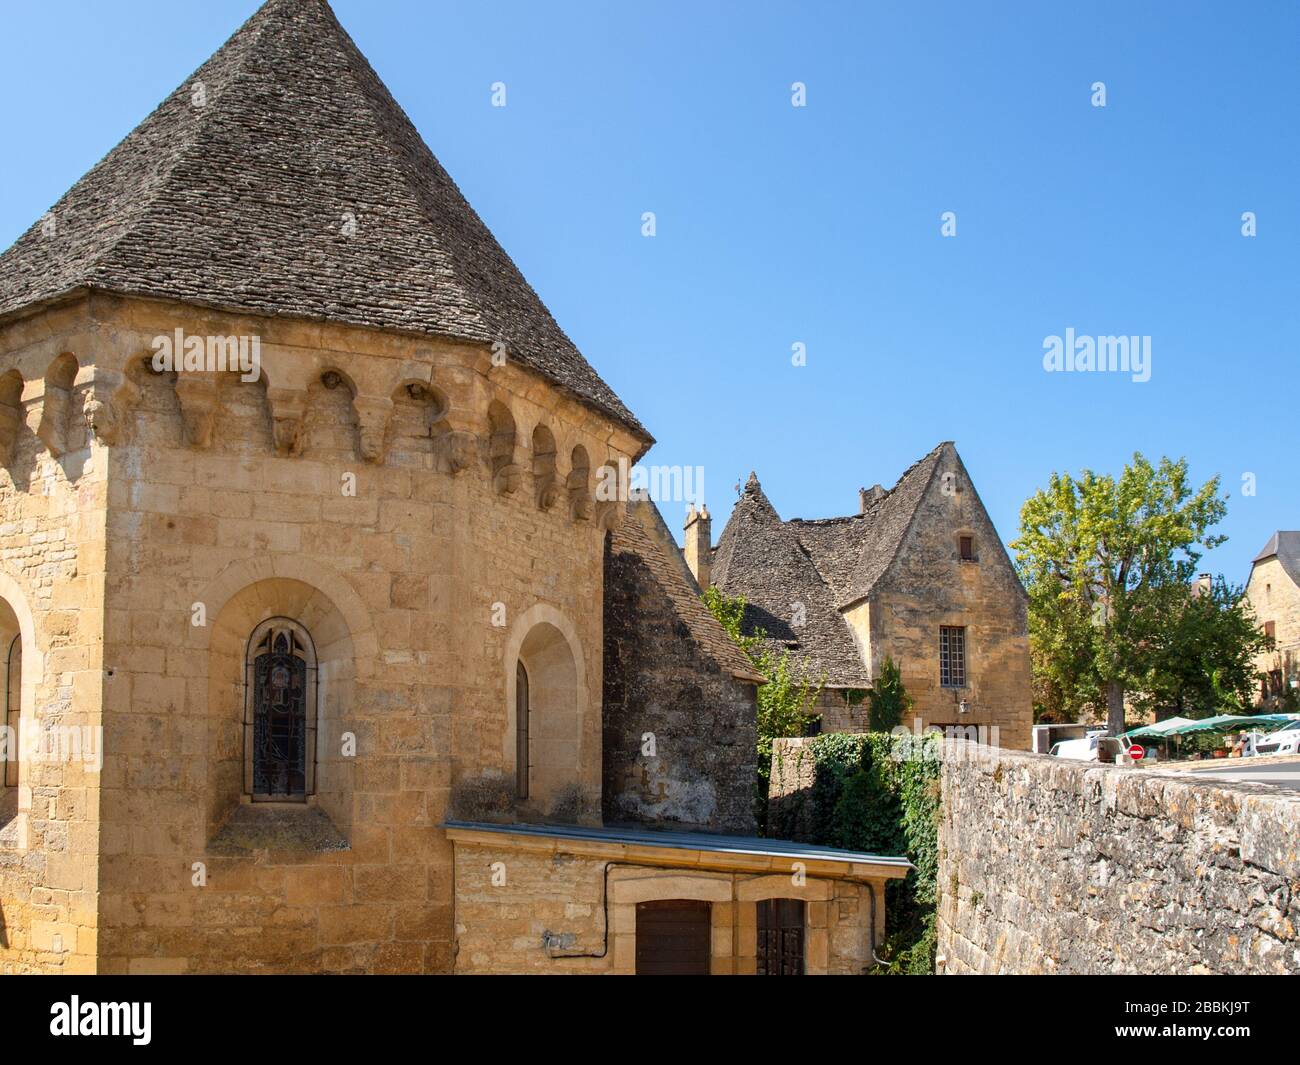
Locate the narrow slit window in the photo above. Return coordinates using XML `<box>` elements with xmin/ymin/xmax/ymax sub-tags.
<box><xmin>4</xmin><ymin>634</ymin><xmax>19</xmax><ymax>788</ymax></box>
<box><xmin>516</xmin><ymin>660</ymin><xmax>530</xmax><ymax>800</ymax></box>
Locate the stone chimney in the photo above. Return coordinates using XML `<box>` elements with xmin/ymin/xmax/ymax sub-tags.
<box><xmin>859</xmin><ymin>484</ymin><xmax>885</xmax><ymax>513</ymax></box>
<box><xmin>1192</xmin><ymin>573</ymin><xmax>1213</xmax><ymax>598</ymax></box>
<box><xmin>684</xmin><ymin>505</ymin><xmax>712</xmax><ymax>589</ymax></box>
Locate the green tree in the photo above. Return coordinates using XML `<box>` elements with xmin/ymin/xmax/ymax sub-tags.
<box><xmin>1012</xmin><ymin>453</ymin><xmax>1227</xmax><ymax>734</ymax></box>
<box><xmin>1133</xmin><ymin>576</ymin><xmax>1274</xmax><ymax>717</ymax></box>
<box><xmin>866</xmin><ymin>656</ymin><xmax>912</xmax><ymax>732</ymax></box>
<box><xmin>703</xmin><ymin>587</ymin><xmax>822</xmax><ymax>826</ymax></box>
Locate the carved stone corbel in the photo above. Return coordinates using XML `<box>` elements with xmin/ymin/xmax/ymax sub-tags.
<box><xmin>567</xmin><ymin>469</ymin><xmax>593</xmax><ymax>521</ymax></box>
<box><xmin>593</xmin><ymin>463</ymin><xmax>625</xmax><ymax>531</ymax></box>
<box><xmin>535</xmin><ymin>472</ymin><xmax>559</xmax><ymax>511</ymax></box>
<box><xmin>442</xmin><ymin>430</ymin><xmax>478</xmax><ymax>476</ymax></box>
<box><xmin>0</xmin><ymin>403</ymin><xmax>19</xmax><ymax>465</ymax></box>
<box><xmin>79</xmin><ymin>369</ymin><xmax>140</xmax><ymax>447</ymax></box>
<box><xmin>594</xmin><ymin>499</ymin><xmax>624</xmax><ymax>533</ymax></box>
<box><xmin>493</xmin><ymin>463</ymin><xmax>522</xmax><ymax>495</ymax></box>
<box><xmin>266</xmin><ymin>386</ymin><xmax>308</xmax><ymax>456</ymax></box>
<box><xmin>35</xmin><ymin>384</ymin><xmax>71</xmax><ymax>457</ymax></box>
<box><xmin>489</xmin><ymin>424</ymin><xmax>520</xmax><ymax>495</ymax></box>
<box><xmin>353</xmin><ymin>396</ymin><xmax>393</xmax><ymax>465</ymax></box>
<box><xmin>174</xmin><ymin>374</ymin><xmax>219</xmax><ymax>449</ymax></box>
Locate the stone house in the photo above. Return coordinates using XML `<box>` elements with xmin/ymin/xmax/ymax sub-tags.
<box><xmin>697</xmin><ymin>443</ymin><xmax>1032</xmax><ymax>748</ymax></box>
<box><xmin>0</xmin><ymin>0</ymin><xmax>907</xmax><ymax>974</ymax></box>
<box><xmin>1246</xmin><ymin>531</ymin><xmax>1300</xmax><ymax>706</ymax></box>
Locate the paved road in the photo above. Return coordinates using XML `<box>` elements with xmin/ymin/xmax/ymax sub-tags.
<box><xmin>1180</xmin><ymin>760</ymin><xmax>1300</xmax><ymax>792</ymax></box>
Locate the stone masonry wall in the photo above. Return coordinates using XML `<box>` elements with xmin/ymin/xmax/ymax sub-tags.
<box><xmin>845</xmin><ymin>448</ymin><xmax>1032</xmax><ymax>749</ymax></box>
<box><xmin>0</xmin><ymin>301</ymin><xmax>109</xmax><ymax>973</ymax></box>
<box><xmin>1247</xmin><ymin>555</ymin><xmax>1300</xmax><ymax>702</ymax></box>
<box><xmin>939</xmin><ymin>745</ymin><xmax>1300</xmax><ymax>974</ymax></box>
<box><xmin>602</xmin><ymin>505</ymin><xmax>757</xmax><ymax>833</ymax></box>
<box><xmin>0</xmin><ymin>292</ymin><xmax>645</xmax><ymax>973</ymax></box>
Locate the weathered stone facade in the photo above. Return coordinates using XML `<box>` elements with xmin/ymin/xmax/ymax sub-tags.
<box><xmin>603</xmin><ymin>498</ymin><xmax>761</xmax><ymax>833</ymax></box>
<box><xmin>0</xmin><ymin>0</ymin><xmax>915</xmax><ymax>976</ymax></box>
<box><xmin>445</xmin><ymin>822</ymin><xmax>905</xmax><ymax>974</ymax></box>
<box><xmin>1245</xmin><ymin>532</ymin><xmax>1300</xmax><ymax>706</ymax></box>
<box><xmin>938</xmin><ymin>745</ymin><xmax>1300</xmax><ymax>974</ymax></box>
<box><xmin>709</xmin><ymin>443</ymin><xmax>1032</xmax><ymax>749</ymax></box>
<box><xmin>0</xmin><ymin>291</ymin><xmax>644</xmax><ymax>974</ymax></box>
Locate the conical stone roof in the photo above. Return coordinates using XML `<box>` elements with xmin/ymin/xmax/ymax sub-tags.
<box><xmin>0</xmin><ymin>0</ymin><xmax>649</xmax><ymax>440</ymax></box>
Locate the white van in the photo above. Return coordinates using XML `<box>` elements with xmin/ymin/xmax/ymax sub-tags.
<box><xmin>1049</xmin><ymin>733</ymin><xmax>1101</xmax><ymax>760</ymax></box>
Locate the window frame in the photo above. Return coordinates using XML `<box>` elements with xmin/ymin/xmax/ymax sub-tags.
<box><xmin>756</xmin><ymin>898</ymin><xmax>806</xmax><ymax>976</ymax></box>
<box><xmin>243</xmin><ymin>617</ymin><xmax>318</xmax><ymax>802</ymax></box>
<box><xmin>939</xmin><ymin>625</ymin><xmax>967</xmax><ymax>689</ymax></box>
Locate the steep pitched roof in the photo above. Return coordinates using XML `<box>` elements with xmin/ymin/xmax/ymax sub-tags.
<box><xmin>0</xmin><ymin>0</ymin><xmax>649</xmax><ymax>441</ymax></box>
<box><xmin>1252</xmin><ymin>531</ymin><xmax>1300</xmax><ymax>589</ymax></box>
<box><xmin>611</xmin><ymin>497</ymin><xmax>765</xmax><ymax>685</ymax></box>
<box><xmin>711</xmin><ymin>475</ymin><xmax>869</xmax><ymax>687</ymax></box>
<box><xmin>838</xmin><ymin>443</ymin><xmax>947</xmax><ymax>607</ymax></box>
<box><xmin>711</xmin><ymin>444</ymin><xmax>958</xmax><ymax>688</ymax></box>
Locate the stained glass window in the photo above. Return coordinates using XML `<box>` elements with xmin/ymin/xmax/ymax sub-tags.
<box><xmin>245</xmin><ymin>619</ymin><xmax>316</xmax><ymax>800</ymax></box>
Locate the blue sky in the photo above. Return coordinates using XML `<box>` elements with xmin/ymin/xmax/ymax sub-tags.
<box><xmin>1</xmin><ymin>0</ymin><xmax>1296</xmax><ymax>582</ymax></box>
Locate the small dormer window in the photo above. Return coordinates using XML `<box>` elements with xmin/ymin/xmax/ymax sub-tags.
<box><xmin>959</xmin><ymin>535</ymin><xmax>975</xmax><ymax>562</ymax></box>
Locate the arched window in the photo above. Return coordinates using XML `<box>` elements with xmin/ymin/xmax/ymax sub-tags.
<box><xmin>4</xmin><ymin>633</ymin><xmax>18</xmax><ymax>788</ymax></box>
<box><xmin>244</xmin><ymin>618</ymin><xmax>317</xmax><ymax>801</ymax></box>
<box><xmin>515</xmin><ymin>660</ymin><xmax>530</xmax><ymax>800</ymax></box>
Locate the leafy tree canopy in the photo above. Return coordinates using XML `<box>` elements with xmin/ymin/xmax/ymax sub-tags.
<box><xmin>1012</xmin><ymin>453</ymin><xmax>1230</xmax><ymax>732</ymax></box>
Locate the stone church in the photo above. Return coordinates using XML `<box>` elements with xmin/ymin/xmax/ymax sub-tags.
<box><xmin>695</xmin><ymin>443</ymin><xmax>1032</xmax><ymax>748</ymax></box>
<box><xmin>0</xmin><ymin>0</ymin><xmax>909</xmax><ymax>974</ymax></box>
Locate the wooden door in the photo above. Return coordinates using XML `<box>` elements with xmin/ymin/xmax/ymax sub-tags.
<box><xmin>635</xmin><ymin>899</ymin><xmax>711</xmax><ymax>975</ymax></box>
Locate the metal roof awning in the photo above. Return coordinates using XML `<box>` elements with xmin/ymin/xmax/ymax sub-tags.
<box><xmin>443</xmin><ymin>820</ymin><xmax>912</xmax><ymax>880</ymax></box>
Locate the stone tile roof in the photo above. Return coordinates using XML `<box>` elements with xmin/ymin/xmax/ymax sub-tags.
<box><xmin>711</xmin><ymin>475</ymin><xmax>871</xmax><ymax>687</ymax></box>
<box><xmin>0</xmin><ymin>0</ymin><xmax>650</xmax><ymax>442</ymax></box>
<box><xmin>611</xmin><ymin>497</ymin><xmax>765</xmax><ymax>684</ymax></box>
<box><xmin>711</xmin><ymin>443</ymin><xmax>951</xmax><ymax>688</ymax></box>
<box><xmin>1253</xmin><ymin>531</ymin><xmax>1300</xmax><ymax>589</ymax></box>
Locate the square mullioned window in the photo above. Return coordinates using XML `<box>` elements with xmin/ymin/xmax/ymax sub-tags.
<box><xmin>939</xmin><ymin>626</ymin><xmax>967</xmax><ymax>688</ymax></box>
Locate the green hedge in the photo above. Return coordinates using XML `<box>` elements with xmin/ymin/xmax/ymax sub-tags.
<box><xmin>770</xmin><ymin>732</ymin><xmax>940</xmax><ymax>975</ymax></box>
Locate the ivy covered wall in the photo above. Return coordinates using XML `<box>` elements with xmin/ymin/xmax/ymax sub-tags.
<box><xmin>769</xmin><ymin>733</ymin><xmax>940</xmax><ymax>974</ymax></box>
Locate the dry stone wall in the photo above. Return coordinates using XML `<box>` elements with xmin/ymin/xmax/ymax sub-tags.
<box><xmin>939</xmin><ymin>745</ymin><xmax>1300</xmax><ymax>974</ymax></box>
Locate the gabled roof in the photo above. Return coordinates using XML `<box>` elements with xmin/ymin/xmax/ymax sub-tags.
<box><xmin>1252</xmin><ymin>531</ymin><xmax>1300</xmax><ymax>589</ymax></box>
<box><xmin>711</xmin><ymin>443</ymin><xmax>955</xmax><ymax>688</ymax></box>
<box><xmin>839</xmin><ymin>444</ymin><xmax>946</xmax><ymax>607</ymax></box>
<box><xmin>610</xmin><ymin>496</ymin><xmax>765</xmax><ymax>684</ymax></box>
<box><xmin>711</xmin><ymin>474</ymin><xmax>870</xmax><ymax>687</ymax></box>
<box><xmin>0</xmin><ymin>0</ymin><xmax>649</xmax><ymax>441</ymax></box>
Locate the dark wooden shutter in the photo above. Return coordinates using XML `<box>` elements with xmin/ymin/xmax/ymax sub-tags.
<box><xmin>635</xmin><ymin>900</ymin><xmax>711</xmax><ymax>975</ymax></box>
<box><xmin>959</xmin><ymin>535</ymin><xmax>974</xmax><ymax>561</ymax></box>
<box><xmin>757</xmin><ymin>898</ymin><xmax>805</xmax><ymax>975</ymax></box>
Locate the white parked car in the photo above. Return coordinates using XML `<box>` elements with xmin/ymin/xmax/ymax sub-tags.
<box><xmin>1049</xmin><ymin>732</ymin><xmax>1103</xmax><ymax>760</ymax></box>
<box><xmin>1244</xmin><ymin>720</ymin><xmax>1300</xmax><ymax>757</ymax></box>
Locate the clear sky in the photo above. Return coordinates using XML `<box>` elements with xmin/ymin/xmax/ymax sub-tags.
<box><xmin>1</xmin><ymin>0</ymin><xmax>1295</xmax><ymax>583</ymax></box>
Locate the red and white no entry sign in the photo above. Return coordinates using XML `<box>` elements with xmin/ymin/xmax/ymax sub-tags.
<box><xmin>1128</xmin><ymin>744</ymin><xmax>1145</xmax><ymax>761</ymax></box>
